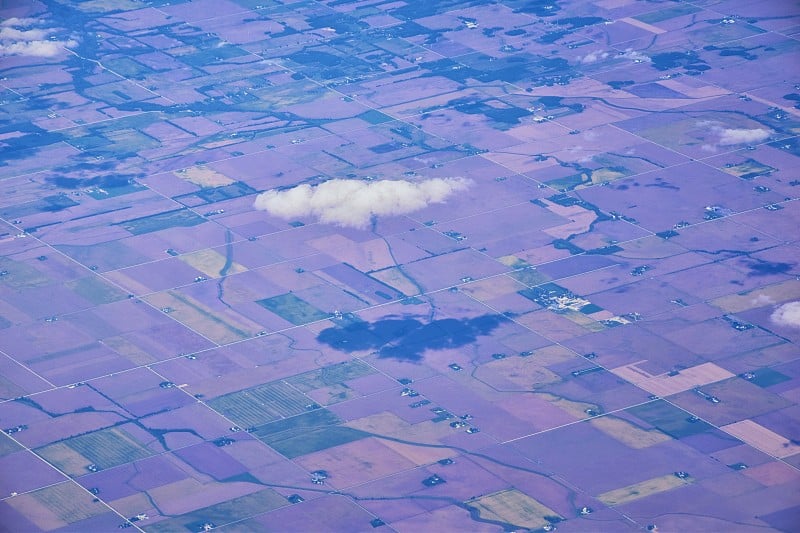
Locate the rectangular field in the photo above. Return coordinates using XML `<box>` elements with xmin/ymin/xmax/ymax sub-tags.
<box><xmin>467</xmin><ymin>489</ymin><xmax>561</xmax><ymax>530</ymax></box>
<box><xmin>256</xmin><ymin>293</ymin><xmax>331</xmax><ymax>326</ymax></box>
<box><xmin>627</xmin><ymin>401</ymin><xmax>713</xmax><ymax>439</ymax></box>
<box><xmin>115</xmin><ymin>208</ymin><xmax>206</xmax><ymax>235</ymax></box>
<box><xmin>721</xmin><ymin>420</ymin><xmax>800</xmax><ymax>459</ymax></box>
<box><xmin>208</xmin><ymin>381</ymin><xmax>312</xmax><ymax>428</ymax></box>
<box><xmin>178</xmin><ymin>248</ymin><xmax>247</xmax><ymax>279</ymax></box>
<box><xmin>253</xmin><ymin>408</ymin><xmax>369</xmax><ymax>459</ymax></box>
<box><xmin>6</xmin><ymin>482</ymin><xmax>109</xmax><ymax>531</ymax></box>
<box><xmin>598</xmin><ymin>473</ymin><xmax>692</xmax><ymax>506</ymax></box>
<box><xmin>631</xmin><ymin>362</ymin><xmax>735</xmax><ymax>397</ymax></box>
<box><xmin>145</xmin><ymin>290</ymin><xmax>256</xmax><ymax>345</ymax></box>
<box><xmin>589</xmin><ymin>416</ymin><xmax>672</xmax><ymax>449</ymax></box>
<box><xmin>144</xmin><ymin>489</ymin><xmax>286</xmax><ymax>533</ymax></box>
<box><xmin>37</xmin><ymin>427</ymin><xmax>153</xmax><ymax>476</ymax></box>
<box><xmin>284</xmin><ymin>360</ymin><xmax>376</xmax><ymax>392</ymax></box>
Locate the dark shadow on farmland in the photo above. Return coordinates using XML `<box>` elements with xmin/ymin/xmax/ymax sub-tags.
<box><xmin>316</xmin><ymin>314</ymin><xmax>509</xmax><ymax>361</ymax></box>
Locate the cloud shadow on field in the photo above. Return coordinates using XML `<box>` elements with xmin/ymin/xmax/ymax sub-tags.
<box><xmin>316</xmin><ymin>314</ymin><xmax>509</xmax><ymax>362</ymax></box>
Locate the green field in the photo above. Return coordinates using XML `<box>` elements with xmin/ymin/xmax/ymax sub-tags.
<box><xmin>264</xmin><ymin>426</ymin><xmax>369</xmax><ymax>459</ymax></box>
<box><xmin>0</xmin><ymin>433</ymin><xmax>22</xmax><ymax>458</ymax></box>
<box><xmin>358</xmin><ymin>110</ymin><xmax>393</xmax><ymax>124</ymax></box>
<box><xmin>208</xmin><ymin>381</ymin><xmax>312</xmax><ymax>428</ymax></box>
<box><xmin>31</xmin><ymin>482</ymin><xmax>108</xmax><ymax>524</ymax></box>
<box><xmin>720</xmin><ymin>159</ymin><xmax>775</xmax><ymax>181</ymax></box>
<box><xmin>507</xmin><ymin>268</ymin><xmax>550</xmax><ymax>288</ymax></box>
<box><xmin>627</xmin><ymin>401</ymin><xmax>712</xmax><ymax>439</ymax></box>
<box><xmin>253</xmin><ymin>408</ymin><xmax>369</xmax><ymax>459</ymax></box>
<box><xmin>84</xmin><ymin>182</ymin><xmax>146</xmax><ymax>200</ymax></box>
<box><xmin>0</xmin><ymin>257</ymin><xmax>51</xmax><ymax>290</ymax></box>
<box><xmin>749</xmin><ymin>368</ymin><xmax>792</xmax><ymax>388</ymax></box>
<box><xmin>38</xmin><ymin>427</ymin><xmax>152</xmax><ymax>474</ymax></box>
<box><xmin>253</xmin><ymin>408</ymin><xmax>341</xmax><ymax>439</ymax></box>
<box><xmin>101</xmin><ymin>56</ymin><xmax>152</xmax><ymax>79</ymax></box>
<box><xmin>115</xmin><ymin>208</ymin><xmax>207</xmax><ymax>235</ymax></box>
<box><xmin>634</xmin><ymin>3</ymin><xmax>700</xmax><ymax>23</ymax></box>
<box><xmin>284</xmin><ymin>360</ymin><xmax>375</xmax><ymax>392</ymax></box>
<box><xmin>256</xmin><ymin>293</ymin><xmax>331</xmax><ymax>325</ymax></box>
<box><xmin>65</xmin><ymin>276</ymin><xmax>127</xmax><ymax>305</ymax></box>
<box><xmin>55</xmin><ymin>240</ymin><xmax>150</xmax><ymax>271</ymax></box>
<box><xmin>144</xmin><ymin>489</ymin><xmax>286</xmax><ymax>533</ymax></box>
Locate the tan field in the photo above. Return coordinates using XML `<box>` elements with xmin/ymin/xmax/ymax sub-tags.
<box><xmin>476</xmin><ymin>355</ymin><xmax>562</xmax><ymax>390</ymax></box>
<box><xmin>145</xmin><ymin>478</ymin><xmax>213</xmax><ymax>516</ymax></box>
<box><xmin>711</xmin><ymin>279</ymin><xmax>800</xmax><ymax>313</ymax></box>
<box><xmin>145</xmin><ymin>290</ymin><xmax>259</xmax><ymax>345</ymax></box>
<box><xmin>536</xmin><ymin>392</ymin><xmax>598</xmax><ymax>420</ymax></box>
<box><xmin>620</xmin><ymin>16</ymin><xmax>666</xmax><ymax>34</ymax></box>
<box><xmin>101</xmin><ymin>336</ymin><xmax>159</xmax><ymax>365</ymax></box>
<box><xmin>634</xmin><ymin>362</ymin><xmax>735</xmax><ymax>397</ymax></box>
<box><xmin>7</xmin><ymin>483</ymin><xmax>107</xmax><ymax>531</ymax></box>
<box><xmin>467</xmin><ymin>489</ymin><xmax>560</xmax><ymax>530</ymax></box>
<box><xmin>542</xmin><ymin>200</ymin><xmax>596</xmax><ymax>240</ymax></box>
<box><xmin>307</xmin><ymin>234</ymin><xmax>400</xmax><ymax>273</ymax></box>
<box><xmin>76</xmin><ymin>0</ymin><xmax>140</xmax><ymax>12</ymax></box>
<box><xmin>658</xmin><ymin>78</ymin><xmax>730</xmax><ymax>99</ymax></box>
<box><xmin>344</xmin><ymin>412</ymin><xmax>451</xmax><ymax>447</ymax></box>
<box><xmin>36</xmin><ymin>442</ymin><xmax>92</xmax><ymax>477</ymax></box>
<box><xmin>590</xmin><ymin>167</ymin><xmax>628</xmax><ymax>184</ymax></box>
<box><xmin>369</xmin><ymin>267</ymin><xmax>419</xmax><ymax>296</ymax></box>
<box><xmin>598</xmin><ymin>473</ymin><xmax>692</xmax><ymax>506</ymax></box>
<box><xmin>721</xmin><ymin>419</ymin><xmax>800</xmax><ymax>459</ymax></box>
<box><xmin>106</xmin><ymin>491</ymin><xmax>153</xmax><ymax>518</ymax></box>
<box><xmin>179</xmin><ymin>248</ymin><xmax>247</xmax><ymax>279</ymax></box>
<box><xmin>294</xmin><ymin>438</ymin><xmax>416</xmax><ymax>488</ymax></box>
<box><xmin>378</xmin><ymin>438</ymin><xmax>454</xmax><ymax>466</ymax></box>
<box><xmin>174</xmin><ymin>165</ymin><xmax>235</xmax><ymax>187</ymax></box>
<box><xmin>610</xmin><ymin>361</ymin><xmax>655</xmax><ymax>385</ymax></box>
<box><xmin>589</xmin><ymin>416</ymin><xmax>672</xmax><ymax>449</ymax></box>
<box><xmin>461</xmin><ymin>275</ymin><xmax>528</xmax><ymax>301</ymax></box>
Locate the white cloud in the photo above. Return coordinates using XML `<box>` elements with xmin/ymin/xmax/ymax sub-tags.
<box><xmin>0</xmin><ymin>18</ymin><xmax>40</xmax><ymax>27</ymax></box>
<box><xmin>771</xmin><ymin>301</ymin><xmax>800</xmax><ymax>329</ymax></box>
<box><xmin>578</xmin><ymin>48</ymin><xmax>647</xmax><ymax>65</ymax></box>
<box><xmin>751</xmin><ymin>294</ymin><xmax>775</xmax><ymax>306</ymax></box>
<box><xmin>0</xmin><ymin>19</ymin><xmax>75</xmax><ymax>58</ymax></box>
<box><xmin>620</xmin><ymin>48</ymin><xmax>650</xmax><ymax>63</ymax></box>
<box><xmin>579</xmin><ymin>51</ymin><xmax>609</xmax><ymax>64</ymax></box>
<box><xmin>254</xmin><ymin>177</ymin><xmax>472</xmax><ymax>228</ymax></box>
<box><xmin>717</xmin><ymin>127</ymin><xmax>771</xmax><ymax>146</ymax></box>
<box><xmin>0</xmin><ymin>27</ymin><xmax>50</xmax><ymax>41</ymax></box>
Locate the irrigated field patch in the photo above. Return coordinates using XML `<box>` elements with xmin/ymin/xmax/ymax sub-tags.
<box><xmin>467</xmin><ymin>489</ymin><xmax>561</xmax><ymax>530</ymax></box>
<box><xmin>256</xmin><ymin>293</ymin><xmax>331</xmax><ymax>326</ymax></box>
<box><xmin>590</xmin><ymin>415</ymin><xmax>672</xmax><ymax>449</ymax></box>
<box><xmin>598</xmin><ymin>473</ymin><xmax>692</xmax><ymax>506</ymax></box>
<box><xmin>209</xmin><ymin>381</ymin><xmax>312</xmax><ymax>428</ymax></box>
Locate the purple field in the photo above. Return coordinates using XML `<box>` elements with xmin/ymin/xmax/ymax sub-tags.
<box><xmin>0</xmin><ymin>0</ymin><xmax>799</xmax><ymax>531</ymax></box>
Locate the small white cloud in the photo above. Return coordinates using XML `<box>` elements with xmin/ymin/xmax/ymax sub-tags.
<box><xmin>717</xmin><ymin>127</ymin><xmax>771</xmax><ymax>146</ymax></box>
<box><xmin>254</xmin><ymin>177</ymin><xmax>472</xmax><ymax>229</ymax></box>
<box><xmin>0</xmin><ymin>27</ymin><xmax>50</xmax><ymax>41</ymax></box>
<box><xmin>579</xmin><ymin>51</ymin><xmax>609</xmax><ymax>64</ymax></box>
<box><xmin>771</xmin><ymin>301</ymin><xmax>800</xmax><ymax>329</ymax></box>
<box><xmin>0</xmin><ymin>19</ymin><xmax>75</xmax><ymax>58</ymax></box>
<box><xmin>620</xmin><ymin>48</ymin><xmax>650</xmax><ymax>63</ymax></box>
<box><xmin>0</xmin><ymin>18</ymin><xmax>40</xmax><ymax>27</ymax></box>
<box><xmin>751</xmin><ymin>294</ymin><xmax>775</xmax><ymax>306</ymax></box>
<box><xmin>700</xmin><ymin>143</ymin><xmax>718</xmax><ymax>153</ymax></box>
